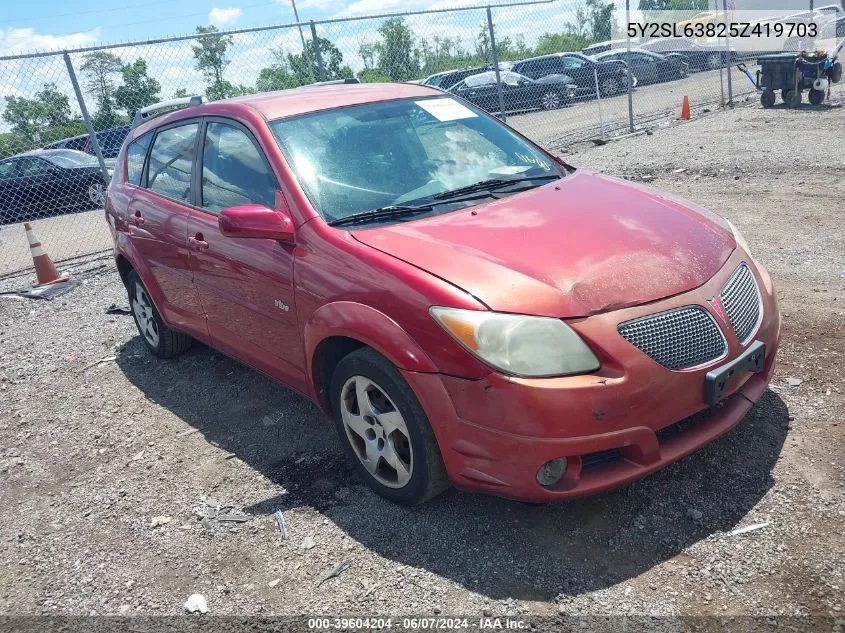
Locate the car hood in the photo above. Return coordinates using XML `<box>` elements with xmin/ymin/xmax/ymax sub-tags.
<box><xmin>351</xmin><ymin>170</ymin><xmax>735</xmax><ymax>318</ymax></box>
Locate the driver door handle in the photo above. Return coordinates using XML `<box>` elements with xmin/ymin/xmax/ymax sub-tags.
<box><xmin>189</xmin><ymin>234</ymin><xmax>209</xmax><ymax>251</ymax></box>
<box><xmin>128</xmin><ymin>210</ymin><xmax>145</xmax><ymax>226</ymax></box>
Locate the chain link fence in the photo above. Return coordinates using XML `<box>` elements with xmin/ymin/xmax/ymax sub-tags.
<box><xmin>0</xmin><ymin>0</ymin><xmax>828</xmax><ymax>278</ymax></box>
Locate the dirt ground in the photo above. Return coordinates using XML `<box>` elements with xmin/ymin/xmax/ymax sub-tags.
<box><xmin>0</xmin><ymin>88</ymin><xmax>843</xmax><ymax>622</ymax></box>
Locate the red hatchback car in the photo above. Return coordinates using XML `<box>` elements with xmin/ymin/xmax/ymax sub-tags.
<box><xmin>106</xmin><ymin>83</ymin><xmax>781</xmax><ymax>505</ymax></box>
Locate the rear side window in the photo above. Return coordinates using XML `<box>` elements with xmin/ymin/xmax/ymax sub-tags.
<box><xmin>126</xmin><ymin>133</ymin><xmax>152</xmax><ymax>186</ymax></box>
<box><xmin>201</xmin><ymin>122</ymin><xmax>276</xmax><ymax>214</ymax></box>
<box><xmin>147</xmin><ymin>123</ymin><xmax>199</xmax><ymax>203</ymax></box>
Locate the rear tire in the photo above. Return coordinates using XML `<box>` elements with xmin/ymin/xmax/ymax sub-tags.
<box><xmin>127</xmin><ymin>271</ymin><xmax>192</xmax><ymax>358</ymax></box>
<box><xmin>540</xmin><ymin>89</ymin><xmax>563</xmax><ymax>110</ymax></box>
<box><xmin>808</xmin><ymin>88</ymin><xmax>825</xmax><ymax>106</ymax></box>
<box><xmin>706</xmin><ymin>52</ymin><xmax>722</xmax><ymax>71</ymax></box>
<box><xmin>330</xmin><ymin>347</ymin><xmax>449</xmax><ymax>505</ymax></box>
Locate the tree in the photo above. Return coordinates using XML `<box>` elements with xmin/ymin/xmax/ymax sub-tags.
<box><xmin>586</xmin><ymin>0</ymin><xmax>615</xmax><ymax>41</ymax></box>
<box><xmin>192</xmin><ymin>25</ymin><xmax>237</xmax><ymax>100</ymax></box>
<box><xmin>80</xmin><ymin>51</ymin><xmax>123</xmax><ymax>127</ymax></box>
<box><xmin>114</xmin><ymin>58</ymin><xmax>161</xmax><ymax>118</ymax></box>
<box><xmin>256</xmin><ymin>39</ymin><xmax>352</xmax><ymax>92</ymax></box>
<box><xmin>2</xmin><ymin>82</ymin><xmax>72</xmax><ymax>143</ymax></box>
<box><xmin>535</xmin><ymin>33</ymin><xmax>593</xmax><ymax>55</ymax></box>
<box><xmin>173</xmin><ymin>88</ymin><xmax>189</xmax><ymax>98</ymax></box>
<box><xmin>375</xmin><ymin>18</ymin><xmax>419</xmax><ymax>82</ymax></box>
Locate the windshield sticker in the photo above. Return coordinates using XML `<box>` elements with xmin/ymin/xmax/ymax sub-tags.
<box><xmin>416</xmin><ymin>98</ymin><xmax>478</xmax><ymax>122</ymax></box>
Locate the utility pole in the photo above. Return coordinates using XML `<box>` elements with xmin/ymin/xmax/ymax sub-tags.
<box><xmin>290</xmin><ymin>0</ymin><xmax>307</xmax><ymax>53</ymax></box>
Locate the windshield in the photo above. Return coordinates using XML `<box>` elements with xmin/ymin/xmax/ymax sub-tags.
<box><xmin>269</xmin><ymin>97</ymin><xmax>562</xmax><ymax>225</ymax></box>
<box><xmin>42</xmin><ymin>150</ymin><xmax>99</xmax><ymax>168</ymax></box>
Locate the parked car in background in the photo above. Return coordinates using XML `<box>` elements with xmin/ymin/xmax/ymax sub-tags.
<box><xmin>512</xmin><ymin>52</ymin><xmax>632</xmax><ymax>98</ymax></box>
<box><xmin>107</xmin><ymin>84</ymin><xmax>781</xmax><ymax>505</ymax></box>
<box><xmin>0</xmin><ymin>149</ymin><xmax>111</xmax><ymax>224</ymax></box>
<box><xmin>639</xmin><ymin>38</ymin><xmax>736</xmax><ymax>71</ymax></box>
<box><xmin>450</xmin><ymin>70</ymin><xmax>577</xmax><ymax>113</ymax></box>
<box><xmin>594</xmin><ymin>49</ymin><xmax>689</xmax><ymax>85</ymax></box>
<box><xmin>582</xmin><ymin>39</ymin><xmax>632</xmax><ymax>57</ymax></box>
<box><xmin>421</xmin><ymin>66</ymin><xmax>490</xmax><ymax>90</ymax></box>
<box><xmin>42</xmin><ymin>125</ymin><xmax>130</xmax><ymax>168</ymax></box>
<box><xmin>43</xmin><ymin>134</ymin><xmax>89</xmax><ymax>152</ymax></box>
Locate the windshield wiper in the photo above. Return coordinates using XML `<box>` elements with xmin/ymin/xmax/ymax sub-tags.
<box><xmin>431</xmin><ymin>174</ymin><xmax>560</xmax><ymax>200</ymax></box>
<box><xmin>327</xmin><ymin>204</ymin><xmax>434</xmax><ymax>227</ymax></box>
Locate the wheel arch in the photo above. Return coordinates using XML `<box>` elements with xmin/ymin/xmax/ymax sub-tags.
<box><xmin>304</xmin><ymin>302</ymin><xmax>439</xmax><ymax>415</ymax></box>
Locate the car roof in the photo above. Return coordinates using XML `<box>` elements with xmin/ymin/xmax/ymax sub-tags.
<box><xmin>596</xmin><ymin>48</ymin><xmax>660</xmax><ymax>57</ymax></box>
<box><xmin>515</xmin><ymin>52</ymin><xmax>588</xmax><ymax>63</ymax></box>
<box><xmin>132</xmin><ymin>82</ymin><xmax>443</xmax><ymax>138</ymax></box>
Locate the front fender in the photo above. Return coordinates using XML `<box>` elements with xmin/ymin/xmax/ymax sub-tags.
<box><xmin>303</xmin><ymin>301</ymin><xmax>439</xmax><ymax>402</ymax></box>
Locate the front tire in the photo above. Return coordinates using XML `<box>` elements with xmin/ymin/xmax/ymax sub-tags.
<box><xmin>127</xmin><ymin>271</ymin><xmax>192</xmax><ymax>358</ymax></box>
<box><xmin>330</xmin><ymin>348</ymin><xmax>449</xmax><ymax>505</ymax></box>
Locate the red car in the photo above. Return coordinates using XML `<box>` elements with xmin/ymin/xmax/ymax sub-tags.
<box><xmin>106</xmin><ymin>84</ymin><xmax>781</xmax><ymax>505</ymax></box>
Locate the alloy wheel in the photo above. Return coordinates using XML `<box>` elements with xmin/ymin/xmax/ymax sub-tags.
<box><xmin>88</xmin><ymin>182</ymin><xmax>105</xmax><ymax>207</ymax></box>
<box><xmin>707</xmin><ymin>53</ymin><xmax>722</xmax><ymax>70</ymax></box>
<box><xmin>340</xmin><ymin>375</ymin><xmax>413</xmax><ymax>488</ymax></box>
<box><xmin>541</xmin><ymin>90</ymin><xmax>561</xmax><ymax>110</ymax></box>
<box><xmin>131</xmin><ymin>283</ymin><xmax>160</xmax><ymax>348</ymax></box>
<box><xmin>601</xmin><ymin>77</ymin><xmax>618</xmax><ymax>96</ymax></box>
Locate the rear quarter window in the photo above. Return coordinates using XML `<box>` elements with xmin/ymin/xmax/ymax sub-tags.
<box><xmin>126</xmin><ymin>132</ymin><xmax>153</xmax><ymax>186</ymax></box>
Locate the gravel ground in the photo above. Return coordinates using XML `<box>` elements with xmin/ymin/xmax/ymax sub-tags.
<box><xmin>0</xmin><ymin>87</ymin><xmax>843</xmax><ymax>621</ymax></box>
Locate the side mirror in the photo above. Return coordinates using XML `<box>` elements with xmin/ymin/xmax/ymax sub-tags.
<box><xmin>218</xmin><ymin>203</ymin><xmax>295</xmax><ymax>243</ymax></box>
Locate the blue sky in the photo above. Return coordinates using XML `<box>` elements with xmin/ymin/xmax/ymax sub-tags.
<box><xmin>0</xmin><ymin>0</ymin><xmax>509</xmax><ymax>54</ymax></box>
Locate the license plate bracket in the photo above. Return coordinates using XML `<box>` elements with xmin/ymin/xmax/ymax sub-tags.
<box><xmin>704</xmin><ymin>341</ymin><xmax>766</xmax><ymax>406</ymax></box>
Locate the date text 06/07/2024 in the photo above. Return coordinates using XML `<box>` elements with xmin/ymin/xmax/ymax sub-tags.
<box><xmin>627</xmin><ymin>21</ymin><xmax>818</xmax><ymax>40</ymax></box>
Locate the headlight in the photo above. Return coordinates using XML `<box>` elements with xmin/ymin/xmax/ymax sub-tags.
<box><xmin>725</xmin><ymin>219</ymin><xmax>752</xmax><ymax>258</ymax></box>
<box><xmin>430</xmin><ymin>307</ymin><xmax>600</xmax><ymax>378</ymax></box>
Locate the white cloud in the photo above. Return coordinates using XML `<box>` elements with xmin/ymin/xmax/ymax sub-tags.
<box><xmin>209</xmin><ymin>7</ymin><xmax>243</xmax><ymax>27</ymax></box>
<box><xmin>0</xmin><ymin>27</ymin><xmax>101</xmax><ymax>55</ymax></box>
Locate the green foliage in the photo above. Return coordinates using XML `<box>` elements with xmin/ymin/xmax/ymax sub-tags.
<box><xmin>115</xmin><ymin>58</ymin><xmax>162</xmax><ymax>118</ymax></box>
<box><xmin>256</xmin><ymin>39</ymin><xmax>353</xmax><ymax>92</ymax></box>
<box><xmin>80</xmin><ymin>51</ymin><xmax>123</xmax><ymax>125</ymax></box>
<box><xmin>586</xmin><ymin>0</ymin><xmax>615</xmax><ymax>42</ymax></box>
<box><xmin>535</xmin><ymin>33</ymin><xmax>593</xmax><ymax>55</ymax></box>
<box><xmin>192</xmin><ymin>25</ymin><xmax>239</xmax><ymax>100</ymax></box>
<box><xmin>2</xmin><ymin>82</ymin><xmax>72</xmax><ymax>143</ymax></box>
<box><xmin>357</xmin><ymin>69</ymin><xmax>393</xmax><ymax>83</ymax></box>
<box><xmin>376</xmin><ymin>18</ymin><xmax>420</xmax><ymax>82</ymax></box>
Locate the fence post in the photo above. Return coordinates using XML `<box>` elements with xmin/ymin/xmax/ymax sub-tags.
<box><xmin>310</xmin><ymin>21</ymin><xmax>326</xmax><ymax>82</ymax></box>
<box><xmin>722</xmin><ymin>0</ymin><xmax>733</xmax><ymax>105</ymax></box>
<box><xmin>63</xmin><ymin>52</ymin><xmax>110</xmax><ymax>183</ymax></box>
<box><xmin>486</xmin><ymin>6</ymin><xmax>507</xmax><ymax>123</ymax></box>
<box><xmin>625</xmin><ymin>0</ymin><xmax>635</xmax><ymax>132</ymax></box>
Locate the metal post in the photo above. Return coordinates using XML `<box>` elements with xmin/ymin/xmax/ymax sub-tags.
<box><xmin>63</xmin><ymin>52</ymin><xmax>110</xmax><ymax>183</ymax></box>
<box><xmin>310</xmin><ymin>21</ymin><xmax>326</xmax><ymax>82</ymax></box>
<box><xmin>486</xmin><ymin>6</ymin><xmax>507</xmax><ymax>123</ymax></box>
<box><xmin>290</xmin><ymin>0</ymin><xmax>307</xmax><ymax>53</ymax></box>
<box><xmin>625</xmin><ymin>0</ymin><xmax>634</xmax><ymax>132</ymax></box>
<box><xmin>722</xmin><ymin>0</ymin><xmax>733</xmax><ymax>105</ymax></box>
<box><xmin>593</xmin><ymin>68</ymin><xmax>606</xmax><ymax>139</ymax></box>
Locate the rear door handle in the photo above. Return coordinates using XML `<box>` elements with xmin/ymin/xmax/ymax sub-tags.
<box><xmin>189</xmin><ymin>234</ymin><xmax>209</xmax><ymax>251</ymax></box>
<box><xmin>128</xmin><ymin>211</ymin><xmax>145</xmax><ymax>226</ymax></box>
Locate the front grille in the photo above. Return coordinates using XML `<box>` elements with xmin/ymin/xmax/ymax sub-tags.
<box><xmin>720</xmin><ymin>263</ymin><xmax>762</xmax><ymax>344</ymax></box>
<box><xmin>618</xmin><ymin>307</ymin><xmax>727</xmax><ymax>370</ymax></box>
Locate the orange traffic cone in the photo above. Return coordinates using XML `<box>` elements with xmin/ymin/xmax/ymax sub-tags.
<box><xmin>24</xmin><ymin>223</ymin><xmax>68</xmax><ymax>286</ymax></box>
<box><xmin>680</xmin><ymin>95</ymin><xmax>691</xmax><ymax>120</ymax></box>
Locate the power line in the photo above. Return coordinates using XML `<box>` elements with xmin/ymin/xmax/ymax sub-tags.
<box><xmin>0</xmin><ymin>0</ymin><xmax>176</xmax><ymax>25</ymax></box>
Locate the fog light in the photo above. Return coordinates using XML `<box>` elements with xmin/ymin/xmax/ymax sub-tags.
<box><xmin>536</xmin><ymin>458</ymin><xmax>568</xmax><ymax>487</ymax></box>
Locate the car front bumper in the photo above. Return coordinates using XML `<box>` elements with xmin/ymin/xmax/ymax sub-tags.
<box><xmin>403</xmin><ymin>251</ymin><xmax>782</xmax><ymax>502</ymax></box>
